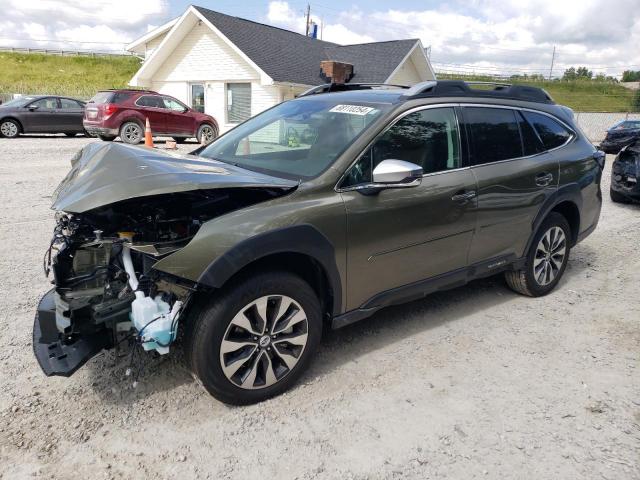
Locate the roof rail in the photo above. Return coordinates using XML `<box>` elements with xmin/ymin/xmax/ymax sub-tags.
<box><xmin>298</xmin><ymin>83</ymin><xmax>409</xmax><ymax>97</ymax></box>
<box><xmin>402</xmin><ymin>80</ymin><xmax>554</xmax><ymax>104</ymax></box>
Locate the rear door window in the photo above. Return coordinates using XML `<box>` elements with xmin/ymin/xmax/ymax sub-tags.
<box><xmin>136</xmin><ymin>95</ymin><xmax>165</xmax><ymax>108</ymax></box>
<box><xmin>464</xmin><ymin>107</ymin><xmax>523</xmax><ymax>165</ymax></box>
<box><xmin>60</xmin><ymin>98</ymin><xmax>84</xmax><ymax>109</ymax></box>
<box><xmin>522</xmin><ymin>111</ymin><xmax>572</xmax><ymax>150</ymax></box>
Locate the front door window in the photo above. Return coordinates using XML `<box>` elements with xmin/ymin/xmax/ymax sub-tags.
<box><xmin>191</xmin><ymin>84</ymin><xmax>205</xmax><ymax>113</ymax></box>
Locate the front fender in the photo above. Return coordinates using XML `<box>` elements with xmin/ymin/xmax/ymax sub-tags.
<box><xmin>151</xmin><ymin>188</ymin><xmax>347</xmax><ymax>314</ymax></box>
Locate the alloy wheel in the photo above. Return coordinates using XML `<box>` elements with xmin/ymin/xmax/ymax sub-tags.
<box><xmin>533</xmin><ymin>226</ymin><xmax>567</xmax><ymax>286</ymax></box>
<box><xmin>200</xmin><ymin>125</ymin><xmax>215</xmax><ymax>144</ymax></box>
<box><xmin>122</xmin><ymin>124</ymin><xmax>142</xmax><ymax>143</ymax></box>
<box><xmin>1</xmin><ymin>121</ymin><xmax>18</xmax><ymax>137</ymax></box>
<box><xmin>219</xmin><ymin>295</ymin><xmax>309</xmax><ymax>390</ymax></box>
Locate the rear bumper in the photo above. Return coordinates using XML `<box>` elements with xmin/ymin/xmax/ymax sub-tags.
<box><xmin>33</xmin><ymin>289</ymin><xmax>112</xmax><ymax>377</ymax></box>
<box><xmin>83</xmin><ymin>123</ymin><xmax>118</xmax><ymax>137</ymax></box>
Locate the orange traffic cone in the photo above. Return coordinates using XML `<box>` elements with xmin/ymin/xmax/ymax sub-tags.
<box><xmin>144</xmin><ymin>117</ymin><xmax>153</xmax><ymax>148</ymax></box>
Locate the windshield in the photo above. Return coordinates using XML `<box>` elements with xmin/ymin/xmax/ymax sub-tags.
<box><xmin>1</xmin><ymin>96</ymin><xmax>36</xmax><ymax>108</ymax></box>
<box><xmin>199</xmin><ymin>97</ymin><xmax>391</xmax><ymax>179</ymax></box>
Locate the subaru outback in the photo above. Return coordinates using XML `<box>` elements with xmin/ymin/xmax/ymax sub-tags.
<box><xmin>34</xmin><ymin>81</ymin><xmax>604</xmax><ymax>405</ymax></box>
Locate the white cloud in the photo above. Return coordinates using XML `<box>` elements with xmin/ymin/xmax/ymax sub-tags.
<box><xmin>1</xmin><ymin>0</ymin><xmax>168</xmax><ymax>51</ymax></box>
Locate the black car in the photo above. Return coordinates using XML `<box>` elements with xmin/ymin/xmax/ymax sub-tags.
<box><xmin>599</xmin><ymin>119</ymin><xmax>640</xmax><ymax>154</ymax></box>
<box><xmin>0</xmin><ymin>95</ymin><xmax>86</xmax><ymax>138</ymax></box>
<box><xmin>610</xmin><ymin>140</ymin><xmax>640</xmax><ymax>203</ymax></box>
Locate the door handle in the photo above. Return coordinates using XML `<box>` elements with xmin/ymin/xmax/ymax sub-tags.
<box><xmin>535</xmin><ymin>172</ymin><xmax>554</xmax><ymax>187</ymax></box>
<box><xmin>451</xmin><ymin>190</ymin><xmax>477</xmax><ymax>202</ymax></box>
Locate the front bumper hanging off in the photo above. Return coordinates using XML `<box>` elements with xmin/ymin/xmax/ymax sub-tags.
<box><xmin>33</xmin><ymin>289</ymin><xmax>112</xmax><ymax>377</ymax></box>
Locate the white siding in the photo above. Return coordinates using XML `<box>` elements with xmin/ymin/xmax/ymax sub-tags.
<box><xmin>150</xmin><ymin>81</ymin><xmax>188</xmax><ymax>104</ymax></box>
<box><xmin>388</xmin><ymin>56</ymin><xmax>422</xmax><ymax>86</ymax></box>
<box><xmin>154</xmin><ymin>24</ymin><xmax>258</xmax><ymax>82</ymax></box>
<box><xmin>144</xmin><ymin>32</ymin><xmax>168</xmax><ymax>59</ymax></box>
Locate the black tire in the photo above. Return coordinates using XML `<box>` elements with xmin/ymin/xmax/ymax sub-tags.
<box><xmin>196</xmin><ymin>123</ymin><xmax>217</xmax><ymax>145</ymax></box>
<box><xmin>172</xmin><ymin>137</ymin><xmax>187</xmax><ymax>144</ymax></box>
<box><xmin>185</xmin><ymin>271</ymin><xmax>322</xmax><ymax>405</ymax></box>
<box><xmin>505</xmin><ymin>212</ymin><xmax>571</xmax><ymax>297</ymax></box>
<box><xmin>610</xmin><ymin>188</ymin><xmax>632</xmax><ymax>204</ymax></box>
<box><xmin>97</xmin><ymin>135</ymin><xmax>116</xmax><ymax>141</ymax></box>
<box><xmin>0</xmin><ymin>118</ymin><xmax>21</xmax><ymax>138</ymax></box>
<box><xmin>119</xmin><ymin>121</ymin><xmax>144</xmax><ymax>144</ymax></box>
<box><xmin>64</xmin><ymin>132</ymin><xmax>77</xmax><ymax>137</ymax></box>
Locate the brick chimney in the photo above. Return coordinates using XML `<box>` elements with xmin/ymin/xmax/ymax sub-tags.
<box><xmin>320</xmin><ymin>61</ymin><xmax>354</xmax><ymax>84</ymax></box>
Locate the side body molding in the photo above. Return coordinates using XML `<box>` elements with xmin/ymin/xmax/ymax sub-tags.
<box><xmin>197</xmin><ymin>224</ymin><xmax>343</xmax><ymax>315</ymax></box>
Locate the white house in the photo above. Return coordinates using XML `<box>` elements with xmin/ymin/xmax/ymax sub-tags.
<box><xmin>126</xmin><ymin>6</ymin><xmax>436</xmax><ymax>133</ymax></box>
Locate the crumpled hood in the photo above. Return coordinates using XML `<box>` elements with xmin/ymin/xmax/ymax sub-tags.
<box><xmin>52</xmin><ymin>142</ymin><xmax>298</xmax><ymax>213</ymax></box>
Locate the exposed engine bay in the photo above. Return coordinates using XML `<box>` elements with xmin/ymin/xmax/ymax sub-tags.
<box><xmin>36</xmin><ymin>187</ymin><xmax>290</xmax><ymax>376</ymax></box>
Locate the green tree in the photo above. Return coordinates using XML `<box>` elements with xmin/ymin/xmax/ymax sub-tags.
<box><xmin>634</xmin><ymin>89</ymin><xmax>640</xmax><ymax>112</ymax></box>
<box><xmin>622</xmin><ymin>70</ymin><xmax>640</xmax><ymax>82</ymax></box>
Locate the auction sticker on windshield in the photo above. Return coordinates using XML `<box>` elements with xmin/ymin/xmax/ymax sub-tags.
<box><xmin>330</xmin><ymin>105</ymin><xmax>376</xmax><ymax>115</ymax></box>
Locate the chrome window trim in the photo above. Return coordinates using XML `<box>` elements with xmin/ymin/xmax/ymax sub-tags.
<box><xmin>335</xmin><ymin>103</ymin><xmax>462</xmax><ymax>192</ymax></box>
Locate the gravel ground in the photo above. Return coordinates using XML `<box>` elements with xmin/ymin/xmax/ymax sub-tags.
<box><xmin>0</xmin><ymin>135</ymin><xmax>638</xmax><ymax>480</ymax></box>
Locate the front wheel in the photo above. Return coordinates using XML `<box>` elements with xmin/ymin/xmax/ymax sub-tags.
<box><xmin>119</xmin><ymin>121</ymin><xmax>143</xmax><ymax>144</ymax></box>
<box><xmin>196</xmin><ymin>123</ymin><xmax>217</xmax><ymax>145</ymax></box>
<box><xmin>0</xmin><ymin>119</ymin><xmax>20</xmax><ymax>138</ymax></box>
<box><xmin>505</xmin><ymin>212</ymin><xmax>571</xmax><ymax>297</ymax></box>
<box><xmin>185</xmin><ymin>271</ymin><xmax>322</xmax><ymax>405</ymax></box>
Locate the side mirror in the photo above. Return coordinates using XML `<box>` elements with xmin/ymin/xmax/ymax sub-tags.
<box><xmin>372</xmin><ymin>159</ymin><xmax>423</xmax><ymax>186</ymax></box>
<box><xmin>28</xmin><ymin>105</ymin><xmax>39</xmax><ymax>111</ymax></box>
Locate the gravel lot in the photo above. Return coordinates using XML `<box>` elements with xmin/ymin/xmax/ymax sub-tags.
<box><xmin>0</xmin><ymin>135</ymin><xmax>638</xmax><ymax>480</ymax></box>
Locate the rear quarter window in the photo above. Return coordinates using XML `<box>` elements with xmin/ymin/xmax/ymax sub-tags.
<box><xmin>522</xmin><ymin>111</ymin><xmax>572</xmax><ymax>150</ymax></box>
<box><xmin>88</xmin><ymin>92</ymin><xmax>114</xmax><ymax>104</ymax></box>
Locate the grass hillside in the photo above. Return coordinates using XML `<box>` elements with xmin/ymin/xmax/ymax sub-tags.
<box><xmin>0</xmin><ymin>52</ymin><xmax>141</xmax><ymax>100</ymax></box>
<box><xmin>0</xmin><ymin>51</ymin><xmax>637</xmax><ymax>111</ymax></box>
<box><xmin>438</xmin><ymin>73</ymin><xmax>639</xmax><ymax>112</ymax></box>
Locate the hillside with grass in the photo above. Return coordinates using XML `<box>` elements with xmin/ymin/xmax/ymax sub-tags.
<box><xmin>0</xmin><ymin>52</ymin><xmax>141</xmax><ymax>99</ymax></box>
<box><xmin>438</xmin><ymin>73</ymin><xmax>639</xmax><ymax>112</ymax></box>
<box><xmin>1</xmin><ymin>51</ymin><xmax>638</xmax><ymax>111</ymax></box>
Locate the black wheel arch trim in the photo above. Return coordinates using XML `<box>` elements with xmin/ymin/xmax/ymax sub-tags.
<box><xmin>197</xmin><ymin>224</ymin><xmax>342</xmax><ymax>315</ymax></box>
<box><xmin>526</xmin><ymin>184</ymin><xmax>582</xmax><ymax>252</ymax></box>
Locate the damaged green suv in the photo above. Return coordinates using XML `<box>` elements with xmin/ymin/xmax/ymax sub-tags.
<box><xmin>35</xmin><ymin>81</ymin><xmax>604</xmax><ymax>405</ymax></box>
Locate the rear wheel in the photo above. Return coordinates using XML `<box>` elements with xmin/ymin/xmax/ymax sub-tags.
<box><xmin>610</xmin><ymin>188</ymin><xmax>632</xmax><ymax>204</ymax></box>
<box><xmin>97</xmin><ymin>135</ymin><xmax>116</xmax><ymax>141</ymax></box>
<box><xmin>119</xmin><ymin>122</ymin><xmax>143</xmax><ymax>144</ymax></box>
<box><xmin>0</xmin><ymin>119</ymin><xmax>20</xmax><ymax>138</ymax></box>
<box><xmin>185</xmin><ymin>271</ymin><xmax>322</xmax><ymax>405</ymax></box>
<box><xmin>196</xmin><ymin>123</ymin><xmax>217</xmax><ymax>145</ymax></box>
<box><xmin>505</xmin><ymin>212</ymin><xmax>571</xmax><ymax>297</ymax></box>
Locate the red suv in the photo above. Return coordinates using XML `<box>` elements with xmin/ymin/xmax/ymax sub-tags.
<box><xmin>83</xmin><ymin>89</ymin><xmax>218</xmax><ymax>145</ymax></box>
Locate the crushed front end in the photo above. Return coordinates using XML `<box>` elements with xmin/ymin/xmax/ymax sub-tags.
<box><xmin>33</xmin><ymin>142</ymin><xmax>297</xmax><ymax>378</ymax></box>
<box><xmin>611</xmin><ymin>142</ymin><xmax>640</xmax><ymax>201</ymax></box>
<box><xmin>34</xmin><ymin>199</ymin><xmax>200</xmax><ymax>376</ymax></box>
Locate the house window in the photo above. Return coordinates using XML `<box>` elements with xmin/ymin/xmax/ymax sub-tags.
<box><xmin>227</xmin><ymin>83</ymin><xmax>251</xmax><ymax>123</ymax></box>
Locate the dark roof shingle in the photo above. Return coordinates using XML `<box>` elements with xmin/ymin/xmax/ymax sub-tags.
<box><xmin>194</xmin><ymin>6</ymin><xmax>419</xmax><ymax>85</ymax></box>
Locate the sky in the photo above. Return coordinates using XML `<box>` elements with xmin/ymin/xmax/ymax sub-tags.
<box><xmin>2</xmin><ymin>0</ymin><xmax>639</xmax><ymax>78</ymax></box>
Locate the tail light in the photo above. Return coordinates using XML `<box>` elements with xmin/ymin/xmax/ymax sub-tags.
<box><xmin>103</xmin><ymin>103</ymin><xmax>117</xmax><ymax>117</ymax></box>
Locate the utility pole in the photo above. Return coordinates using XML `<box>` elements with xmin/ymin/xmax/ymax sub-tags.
<box><xmin>549</xmin><ymin>45</ymin><xmax>556</xmax><ymax>80</ymax></box>
<box><xmin>305</xmin><ymin>4</ymin><xmax>311</xmax><ymax>37</ymax></box>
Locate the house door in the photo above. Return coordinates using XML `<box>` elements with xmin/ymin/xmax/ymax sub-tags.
<box><xmin>190</xmin><ymin>84</ymin><xmax>205</xmax><ymax>113</ymax></box>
